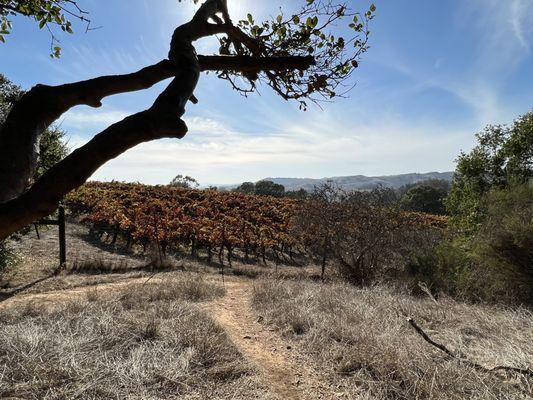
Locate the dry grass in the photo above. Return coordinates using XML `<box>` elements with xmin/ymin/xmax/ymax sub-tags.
<box><xmin>0</xmin><ymin>275</ymin><xmax>265</xmax><ymax>399</ymax></box>
<box><xmin>230</xmin><ymin>263</ymin><xmax>323</xmax><ymax>282</ymax></box>
<box><xmin>251</xmin><ymin>279</ymin><xmax>533</xmax><ymax>399</ymax></box>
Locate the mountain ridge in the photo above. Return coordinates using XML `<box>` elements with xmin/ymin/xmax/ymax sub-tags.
<box><xmin>263</xmin><ymin>171</ymin><xmax>454</xmax><ymax>192</ymax></box>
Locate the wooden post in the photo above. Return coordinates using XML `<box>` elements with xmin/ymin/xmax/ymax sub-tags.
<box><xmin>33</xmin><ymin>224</ymin><xmax>40</xmax><ymax>239</ymax></box>
<box><xmin>58</xmin><ymin>205</ymin><xmax>66</xmax><ymax>267</ymax></box>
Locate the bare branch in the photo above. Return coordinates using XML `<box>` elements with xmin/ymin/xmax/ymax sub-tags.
<box><xmin>408</xmin><ymin>318</ymin><xmax>533</xmax><ymax>378</ymax></box>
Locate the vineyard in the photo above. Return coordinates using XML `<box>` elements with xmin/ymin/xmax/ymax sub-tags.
<box><xmin>67</xmin><ymin>182</ymin><xmax>299</xmax><ymax>265</ymax></box>
<box><xmin>66</xmin><ymin>182</ymin><xmax>447</xmax><ymax>266</ymax></box>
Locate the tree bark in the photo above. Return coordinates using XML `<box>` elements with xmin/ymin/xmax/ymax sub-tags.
<box><xmin>0</xmin><ymin>55</ymin><xmax>312</xmax><ymax>204</ymax></box>
<box><xmin>0</xmin><ymin>0</ymin><xmax>315</xmax><ymax>241</ymax></box>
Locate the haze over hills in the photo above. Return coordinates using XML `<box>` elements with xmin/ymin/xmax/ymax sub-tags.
<box><xmin>214</xmin><ymin>171</ymin><xmax>454</xmax><ymax>192</ymax></box>
<box><xmin>264</xmin><ymin>171</ymin><xmax>454</xmax><ymax>192</ymax></box>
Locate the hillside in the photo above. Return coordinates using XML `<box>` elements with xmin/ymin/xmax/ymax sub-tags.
<box><xmin>264</xmin><ymin>171</ymin><xmax>454</xmax><ymax>192</ymax></box>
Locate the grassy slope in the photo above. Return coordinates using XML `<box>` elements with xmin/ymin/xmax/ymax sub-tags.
<box><xmin>251</xmin><ymin>279</ymin><xmax>532</xmax><ymax>399</ymax></box>
<box><xmin>0</xmin><ymin>275</ymin><xmax>268</xmax><ymax>399</ymax></box>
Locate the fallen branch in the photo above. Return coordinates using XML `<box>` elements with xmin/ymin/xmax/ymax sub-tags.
<box><xmin>407</xmin><ymin>318</ymin><xmax>533</xmax><ymax>378</ymax></box>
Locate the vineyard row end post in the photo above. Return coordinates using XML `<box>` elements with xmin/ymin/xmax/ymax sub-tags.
<box><xmin>35</xmin><ymin>205</ymin><xmax>66</xmax><ymax>268</ymax></box>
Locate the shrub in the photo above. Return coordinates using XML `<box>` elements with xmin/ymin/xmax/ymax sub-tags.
<box><xmin>407</xmin><ymin>240</ymin><xmax>473</xmax><ymax>297</ymax></box>
<box><xmin>400</xmin><ymin>184</ymin><xmax>447</xmax><ymax>214</ymax></box>
<box><xmin>473</xmin><ymin>185</ymin><xmax>533</xmax><ymax>304</ymax></box>
<box><xmin>409</xmin><ymin>185</ymin><xmax>533</xmax><ymax>306</ymax></box>
<box><xmin>446</xmin><ymin>110</ymin><xmax>533</xmax><ymax>234</ymax></box>
<box><xmin>296</xmin><ymin>183</ymin><xmax>441</xmax><ymax>284</ymax></box>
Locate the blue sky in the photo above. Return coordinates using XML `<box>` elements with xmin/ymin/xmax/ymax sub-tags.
<box><xmin>1</xmin><ymin>0</ymin><xmax>532</xmax><ymax>185</ymax></box>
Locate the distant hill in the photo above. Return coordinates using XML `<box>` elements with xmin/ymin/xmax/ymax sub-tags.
<box><xmin>263</xmin><ymin>172</ymin><xmax>454</xmax><ymax>192</ymax></box>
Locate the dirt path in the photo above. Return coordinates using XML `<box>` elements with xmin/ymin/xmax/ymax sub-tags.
<box><xmin>205</xmin><ymin>279</ymin><xmax>329</xmax><ymax>400</ymax></box>
<box><xmin>1</xmin><ymin>273</ymin><xmax>332</xmax><ymax>399</ymax></box>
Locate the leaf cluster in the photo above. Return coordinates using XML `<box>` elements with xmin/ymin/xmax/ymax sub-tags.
<box><xmin>445</xmin><ymin>110</ymin><xmax>533</xmax><ymax>233</ymax></box>
<box><xmin>0</xmin><ymin>0</ymin><xmax>90</xmax><ymax>57</ymax></box>
<box><xmin>220</xmin><ymin>0</ymin><xmax>376</xmax><ymax>109</ymax></box>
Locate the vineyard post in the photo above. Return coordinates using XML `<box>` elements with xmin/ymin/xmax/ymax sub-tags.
<box><xmin>58</xmin><ymin>205</ymin><xmax>66</xmax><ymax>267</ymax></box>
<box><xmin>35</xmin><ymin>204</ymin><xmax>67</xmax><ymax>268</ymax></box>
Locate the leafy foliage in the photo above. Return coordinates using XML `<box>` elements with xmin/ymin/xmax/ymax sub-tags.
<box><xmin>67</xmin><ymin>181</ymin><xmax>299</xmax><ymax>264</ymax></box>
<box><xmin>400</xmin><ymin>184</ymin><xmax>448</xmax><ymax>215</ymax></box>
<box><xmin>235</xmin><ymin>180</ymin><xmax>286</xmax><ymax>197</ymax></box>
<box><xmin>446</xmin><ymin>111</ymin><xmax>533</xmax><ymax>233</ymax></box>
<box><xmin>183</xmin><ymin>0</ymin><xmax>376</xmax><ymax>108</ymax></box>
<box><xmin>0</xmin><ymin>0</ymin><xmax>91</xmax><ymax>57</ymax></box>
<box><xmin>0</xmin><ymin>74</ymin><xmax>68</xmax><ymax>180</ymax></box>
<box><xmin>234</xmin><ymin>181</ymin><xmax>256</xmax><ymax>194</ymax></box>
<box><xmin>254</xmin><ymin>180</ymin><xmax>285</xmax><ymax>197</ymax></box>
<box><xmin>473</xmin><ymin>185</ymin><xmax>533</xmax><ymax>304</ymax></box>
<box><xmin>233</xmin><ymin>0</ymin><xmax>374</xmax><ymax>108</ymax></box>
<box><xmin>169</xmin><ymin>174</ymin><xmax>199</xmax><ymax>189</ymax></box>
<box><xmin>67</xmin><ymin>182</ymin><xmax>446</xmax><ymax>271</ymax></box>
<box><xmin>295</xmin><ymin>183</ymin><xmax>446</xmax><ymax>284</ymax></box>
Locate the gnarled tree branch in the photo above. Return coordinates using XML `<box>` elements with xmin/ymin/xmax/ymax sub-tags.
<box><xmin>0</xmin><ymin>55</ymin><xmax>313</xmax><ymax>204</ymax></box>
<box><xmin>0</xmin><ymin>78</ymin><xmax>189</xmax><ymax>240</ymax></box>
<box><xmin>0</xmin><ymin>0</ymin><xmax>316</xmax><ymax>239</ymax></box>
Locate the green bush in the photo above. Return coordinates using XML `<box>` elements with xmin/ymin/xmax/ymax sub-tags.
<box><xmin>473</xmin><ymin>185</ymin><xmax>533</xmax><ymax>304</ymax></box>
<box><xmin>407</xmin><ymin>240</ymin><xmax>472</xmax><ymax>297</ymax></box>
<box><xmin>400</xmin><ymin>183</ymin><xmax>448</xmax><ymax>215</ymax></box>
<box><xmin>446</xmin><ymin>111</ymin><xmax>533</xmax><ymax>234</ymax></box>
<box><xmin>409</xmin><ymin>185</ymin><xmax>533</xmax><ymax>305</ymax></box>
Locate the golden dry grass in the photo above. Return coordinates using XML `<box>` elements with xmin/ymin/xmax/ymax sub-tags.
<box><xmin>251</xmin><ymin>278</ymin><xmax>533</xmax><ymax>399</ymax></box>
<box><xmin>0</xmin><ymin>275</ymin><xmax>267</xmax><ymax>399</ymax></box>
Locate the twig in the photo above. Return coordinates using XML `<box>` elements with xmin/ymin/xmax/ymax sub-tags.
<box><xmin>142</xmin><ymin>271</ymin><xmax>161</xmax><ymax>287</ymax></box>
<box><xmin>407</xmin><ymin>318</ymin><xmax>533</xmax><ymax>378</ymax></box>
<box><xmin>417</xmin><ymin>281</ymin><xmax>438</xmax><ymax>305</ymax></box>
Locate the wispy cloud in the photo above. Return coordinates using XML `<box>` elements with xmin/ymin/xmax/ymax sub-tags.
<box><xmin>510</xmin><ymin>0</ymin><xmax>532</xmax><ymax>51</ymax></box>
<box><xmin>77</xmin><ymin>110</ymin><xmax>472</xmax><ymax>186</ymax></box>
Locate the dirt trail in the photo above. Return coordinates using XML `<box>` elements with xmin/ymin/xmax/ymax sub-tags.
<box><xmin>205</xmin><ymin>278</ymin><xmax>329</xmax><ymax>400</ymax></box>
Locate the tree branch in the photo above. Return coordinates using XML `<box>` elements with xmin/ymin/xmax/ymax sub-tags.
<box><xmin>0</xmin><ymin>55</ymin><xmax>314</xmax><ymax>203</ymax></box>
<box><xmin>408</xmin><ymin>318</ymin><xmax>533</xmax><ymax>378</ymax></box>
<box><xmin>0</xmin><ymin>0</ymin><xmax>320</xmax><ymax>238</ymax></box>
<box><xmin>0</xmin><ymin>77</ymin><xmax>190</xmax><ymax>240</ymax></box>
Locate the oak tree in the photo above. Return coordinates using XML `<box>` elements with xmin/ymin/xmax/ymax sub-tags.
<box><xmin>0</xmin><ymin>0</ymin><xmax>375</xmax><ymax>240</ymax></box>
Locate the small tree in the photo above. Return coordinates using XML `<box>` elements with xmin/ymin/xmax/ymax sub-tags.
<box><xmin>234</xmin><ymin>182</ymin><xmax>255</xmax><ymax>194</ymax></box>
<box><xmin>255</xmin><ymin>180</ymin><xmax>285</xmax><ymax>197</ymax></box>
<box><xmin>169</xmin><ymin>174</ymin><xmax>199</xmax><ymax>189</ymax></box>
<box><xmin>446</xmin><ymin>111</ymin><xmax>533</xmax><ymax>233</ymax></box>
<box><xmin>330</xmin><ymin>187</ymin><xmax>406</xmax><ymax>284</ymax></box>
<box><xmin>401</xmin><ymin>184</ymin><xmax>447</xmax><ymax>215</ymax></box>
